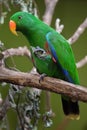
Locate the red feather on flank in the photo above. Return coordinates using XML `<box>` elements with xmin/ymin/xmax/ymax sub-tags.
<box><xmin>44</xmin><ymin>42</ymin><xmax>57</xmax><ymax>63</ymax></box>
<box><xmin>44</xmin><ymin>42</ymin><xmax>50</xmax><ymax>54</ymax></box>
<box><xmin>52</xmin><ymin>57</ymin><xmax>57</xmax><ymax>63</ymax></box>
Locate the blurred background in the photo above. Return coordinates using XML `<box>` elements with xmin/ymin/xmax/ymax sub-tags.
<box><xmin>0</xmin><ymin>0</ymin><xmax>87</xmax><ymax>130</ymax></box>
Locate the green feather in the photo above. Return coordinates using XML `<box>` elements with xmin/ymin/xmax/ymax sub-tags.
<box><xmin>10</xmin><ymin>11</ymin><xmax>79</xmax><ymax>84</ymax></box>
<box><xmin>30</xmin><ymin>46</ymin><xmax>80</xmax><ymax>120</ymax></box>
<box><xmin>30</xmin><ymin>46</ymin><xmax>64</xmax><ymax>78</ymax></box>
<box><xmin>10</xmin><ymin>12</ymin><xmax>80</xmax><ymax>119</ymax></box>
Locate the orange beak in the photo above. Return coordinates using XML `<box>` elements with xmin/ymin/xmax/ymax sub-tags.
<box><xmin>9</xmin><ymin>20</ymin><xmax>18</xmax><ymax>36</ymax></box>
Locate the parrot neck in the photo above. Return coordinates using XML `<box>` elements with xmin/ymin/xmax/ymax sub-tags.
<box><xmin>21</xmin><ymin>28</ymin><xmax>36</xmax><ymax>47</ymax></box>
<box><xmin>21</xmin><ymin>26</ymin><xmax>46</xmax><ymax>48</ymax></box>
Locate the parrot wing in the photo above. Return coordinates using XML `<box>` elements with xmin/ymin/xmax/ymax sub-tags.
<box><xmin>45</xmin><ymin>32</ymin><xmax>79</xmax><ymax>84</ymax></box>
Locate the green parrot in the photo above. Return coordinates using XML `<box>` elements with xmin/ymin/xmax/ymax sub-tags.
<box><xmin>9</xmin><ymin>11</ymin><xmax>80</xmax><ymax>120</ymax></box>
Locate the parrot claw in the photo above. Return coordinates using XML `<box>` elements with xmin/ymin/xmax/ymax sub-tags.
<box><xmin>33</xmin><ymin>46</ymin><xmax>45</xmax><ymax>54</ymax></box>
<box><xmin>31</xmin><ymin>46</ymin><xmax>47</xmax><ymax>59</ymax></box>
<box><xmin>39</xmin><ymin>73</ymin><xmax>47</xmax><ymax>83</ymax></box>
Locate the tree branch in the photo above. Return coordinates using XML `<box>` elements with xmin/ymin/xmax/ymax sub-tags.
<box><xmin>55</xmin><ymin>18</ymin><xmax>64</xmax><ymax>33</ymax></box>
<box><xmin>76</xmin><ymin>55</ymin><xmax>87</xmax><ymax>68</ymax></box>
<box><xmin>2</xmin><ymin>46</ymin><xmax>87</xmax><ymax>68</ymax></box>
<box><xmin>43</xmin><ymin>0</ymin><xmax>59</xmax><ymax>25</ymax></box>
<box><xmin>68</xmin><ymin>18</ymin><xmax>87</xmax><ymax>44</ymax></box>
<box><xmin>0</xmin><ymin>67</ymin><xmax>87</xmax><ymax>102</ymax></box>
<box><xmin>2</xmin><ymin>46</ymin><xmax>31</xmax><ymax>59</ymax></box>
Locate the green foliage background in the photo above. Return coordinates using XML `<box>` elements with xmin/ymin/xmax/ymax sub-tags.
<box><xmin>0</xmin><ymin>0</ymin><xmax>87</xmax><ymax>130</ymax></box>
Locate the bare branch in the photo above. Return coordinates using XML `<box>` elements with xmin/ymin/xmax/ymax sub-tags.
<box><xmin>68</xmin><ymin>18</ymin><xmax>87</xmax><ymax>44</ymax></box>
<box><xmin>76</xmin><ymin>56</ymin><xmax>87</xmax><ymax>68</ymax></box>
<box><xmin>3</xmin><ymin>46</ymin><xmax>87</xmax><ymax>69</ymax></box>
<box><xmin>0</xmin><ymin>67</ymin><xmax>87</xmax><ymax>102</ymax></box>
<box><xmin>55</xmin><ymin>18</ymin><xmax>64</xmax><ymax>33</ymax></box>
<box><xmin>43</xmin><ymin>0</ymin><xmax>59</xmax><ymax>25</ymax></box>
<box><xmin>2</xmin><ymin>46</ymin><xmax>31</xmax><ymax>59</ymax></box>
<box><xmin>67</xmin><ymin>18</ymin><xmax>87</xmax><ymax>68</ymax></box>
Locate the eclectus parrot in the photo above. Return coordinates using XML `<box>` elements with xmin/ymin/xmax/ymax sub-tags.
<box><xmin>9</xmin><ymin>11</ymin><xmax>80</xmax><ymax>120</ymax></box>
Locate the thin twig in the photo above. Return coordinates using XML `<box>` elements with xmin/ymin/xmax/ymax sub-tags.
<box><xmin>3</xmin><ymin>46</ymin><xmax>87</xmax><ymax>68</ymax></box>
<box><xmin>55</xmin><ymin>18</ymin><xmax>64</xmax><ymax>33</ymax></box>
<box><xmin>2</xmin><ymin>46</ymin><xmax>31</xmax><ymax>59</ymax></box>
<box><xmin>68</xmin><ymin>18</ymin><xmax>87</xmax><ymax>44</ymax></box>
<box><xmin>68</xmin><ymin>18</ymin><xmax>87</xmax><ymax>68</ymax></box>
<box><xmin>43</xmin><ymin>0</ymin><xmax>59</xmax><ymax>25</ymax></box>
<box><xmin>76</xmin><ymin>56</ymin><xmax>87</xmax><ymax>68</ymax></box>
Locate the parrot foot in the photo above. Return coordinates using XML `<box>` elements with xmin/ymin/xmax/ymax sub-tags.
<box><xmin>39</xmin><ymin>73</ymin><xmax>47</xmax><ymax>83</ymax></box>
<box><xmin>33</xmin><ymin>46</ymin><xmax>45</xmax><ymax>53</ymax></box>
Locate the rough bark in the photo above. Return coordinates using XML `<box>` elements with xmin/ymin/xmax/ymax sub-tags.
<box><xmin>0</xmin><ymin>67</ymin><xmax>87</xmax><ymax>102</ymax></box>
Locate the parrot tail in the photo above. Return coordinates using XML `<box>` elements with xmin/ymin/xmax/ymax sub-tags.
<box><xmin>61</xmin><ymin>96</ymin><xmax>80</xmax><ymax>120</ymax></box>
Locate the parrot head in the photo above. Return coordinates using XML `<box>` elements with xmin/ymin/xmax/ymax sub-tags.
<box><xmin>9</xmin><ymin>11</ymin><xmax>36</xmax><ymax>36</ymax></box>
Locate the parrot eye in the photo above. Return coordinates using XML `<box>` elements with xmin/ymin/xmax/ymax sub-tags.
<box><xmin>18</xmin><ymin>16</ymin><xmax>22</xmax><ymax>20</ymax></box>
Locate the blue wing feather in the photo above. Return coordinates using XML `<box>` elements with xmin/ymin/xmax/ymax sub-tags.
<box><xmin>46</xmin><ymin>32</ymin><xmax>74</xmax><ymax>83</ymax></box>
